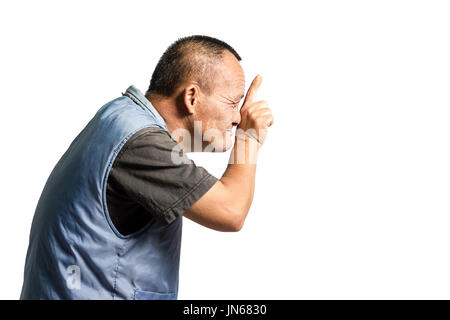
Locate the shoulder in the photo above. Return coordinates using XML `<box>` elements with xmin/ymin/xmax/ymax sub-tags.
<box><xmin>115</xmin><ymin>126</ymin><xmax>189</xmax><ymax>166</ymax></box>
<box><xmin>129</xmin><ymin>126</ymin><xmax>176</xmax><ymax>145</ymax></box>
<box><xmin>121</xmin><ymin>126</ymin><xmax>178</xmax><ymax>154</ymax></box>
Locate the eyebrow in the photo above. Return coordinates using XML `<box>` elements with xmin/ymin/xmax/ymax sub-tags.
<box><xmin>222</xmin><ymin>93</ymin><xmax>245</xmax><ymax>104</ymax></box>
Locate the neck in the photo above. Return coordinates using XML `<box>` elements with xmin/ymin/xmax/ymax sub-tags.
<box><xmin>145</xmin><ymin>92</ymin><xmax>193</xmax><ymax>150</ymax></box>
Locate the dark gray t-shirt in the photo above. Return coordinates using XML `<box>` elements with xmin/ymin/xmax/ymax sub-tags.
<box><xmin>106</xmin><ymin>127</ymin><xmax>218</xmax><ymax>236</ymax></box>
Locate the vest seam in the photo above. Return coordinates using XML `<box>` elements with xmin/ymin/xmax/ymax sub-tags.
<box><xmin>112</xmin><ymin>127</ymin><xmax>158</xmax><ymax>167</ymax></box>
<box><xmin>111</xmin><ymin>245</ymin><xmax>124</xmax><ymax>300</ymax></box>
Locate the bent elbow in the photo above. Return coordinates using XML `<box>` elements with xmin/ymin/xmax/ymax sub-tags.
<box><xmin>229</xmin><ymin>218</ymin><xmax>244</xmax><ymax>232</ymax></box>
<box><xmin>224</xmin><ymin>207</ymin><xmax>246</xmax><ymax>232</ymax></box>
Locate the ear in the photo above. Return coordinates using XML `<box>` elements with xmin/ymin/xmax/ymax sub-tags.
<box><xmin>183</xmin><ymin>84</ymin><xmax>200</xmax><ymax>115</ymax></box>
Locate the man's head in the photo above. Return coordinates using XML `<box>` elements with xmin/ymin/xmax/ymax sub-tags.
<box><xmin>146</xmin><ymin>35</ymin><xmax>245</xmax><ymax>152</ymax></box>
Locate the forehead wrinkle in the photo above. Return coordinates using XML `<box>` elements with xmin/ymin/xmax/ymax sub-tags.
<box><xmin>237</xmin><ymin>93</ymin><xmax>245</xmax><ymax>101</ymax></box>
<box><xmin>218</xmin><ymin>93</ymin><xmax>236</xmax><ymax>102</ymax></box>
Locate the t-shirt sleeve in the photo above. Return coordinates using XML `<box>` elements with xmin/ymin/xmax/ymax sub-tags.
<box><xmin>107</xmin><ymin>126</ymin><xmax>219</xmax><ymax>225</ymax></box>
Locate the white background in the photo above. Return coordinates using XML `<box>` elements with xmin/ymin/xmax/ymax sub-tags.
<box><xmin>1</xmin><ymin>0</ymin><xmax>449</xmax><ymax>299</ymax></box>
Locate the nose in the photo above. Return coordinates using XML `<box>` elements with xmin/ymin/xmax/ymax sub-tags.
<box><xmin>231</xmin><ymin>108</ymin><xmax>241</xmax><ymax>127</ymax></box>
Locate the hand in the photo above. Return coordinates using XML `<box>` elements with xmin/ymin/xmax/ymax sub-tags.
<box><xmin>236</xmin><ymin>75</ymin><xmax>273</xmax><ymax>145</ymax></box>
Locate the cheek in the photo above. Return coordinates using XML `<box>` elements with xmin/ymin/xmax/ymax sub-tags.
<box><xmin>205</xmin><ymin>108</ymin><xmax>229</xmax><ymax>130</ymax></box>
<box><xmin>218</xmin><ymin>108</ymin><xmax>234</xmax><ymax>124</ymax></box>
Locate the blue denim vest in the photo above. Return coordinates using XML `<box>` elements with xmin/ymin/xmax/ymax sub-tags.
<box><xmin>20</xmin><ymin>86</ymin><xmax>182</xmax><ymax>300</ymax></box>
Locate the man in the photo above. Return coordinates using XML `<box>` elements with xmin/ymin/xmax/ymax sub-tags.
<box><xmin>20</xmin><ymin>35</ymin><xmax>273</xmax><ymax>300</ymax></box>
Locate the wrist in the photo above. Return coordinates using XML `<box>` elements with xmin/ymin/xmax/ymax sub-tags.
<box><xmin>229</xmin><ymin>133</ymin><xmax>260</xmax><ymax>165</ymax></box>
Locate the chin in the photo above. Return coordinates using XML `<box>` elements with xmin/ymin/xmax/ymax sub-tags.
<box><xmin>224</xmin><ymin>140</ymin><xmax>234</xmax><ymax>152</ymax></box>
<box><xmin>220</xmin><ymin>134</ymin><xmax>234</xmax><ymax>152</ymax></box>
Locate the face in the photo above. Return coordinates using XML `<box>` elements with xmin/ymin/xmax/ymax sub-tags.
<box><xmin>194</xmin><ymin>51</ymin><xmax>245</xmax><ymax>152</ymax></box>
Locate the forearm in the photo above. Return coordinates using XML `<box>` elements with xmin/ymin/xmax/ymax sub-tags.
<box><xmin>219</xmin><ymin>135</ymin><xmax>261</xmax><ymax>224</ymax></box>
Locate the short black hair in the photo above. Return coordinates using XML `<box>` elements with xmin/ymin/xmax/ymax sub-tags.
<box><xmin>147</xmin><ymin>35</ymin><xmax>242</xmax><ymax>97</ymax></box>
